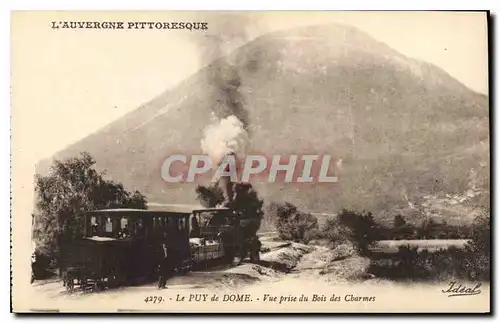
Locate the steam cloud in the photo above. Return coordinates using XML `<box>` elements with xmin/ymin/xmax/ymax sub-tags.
<box><xmin>200</xmin><ymin>114</ymin><xmax>248</xmax><ymax>206</ymax></box>
<box><xmin>199</xmin><ymin>14</ymin><xmax>253</xmax><ymax>162</ymax></box>
<box><xmin>201</xmin><ymin>114</ymin><xmax>249</xmax><ymax>164</ymax></box>
<box><xmin>194</xmin><ymin>15</ymin><xmax>261</xmax><ymax>205</ymax></box>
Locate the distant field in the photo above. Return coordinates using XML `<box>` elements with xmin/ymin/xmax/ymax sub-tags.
<box><xmin>370</xmin><ymin>239</ymin><xmax>470</xmax><ymax>253</ymax></box>
<box><xmin>257</xmin><ymin>230</ymin><xmax>471</xmax><ymax>255</ymax></box>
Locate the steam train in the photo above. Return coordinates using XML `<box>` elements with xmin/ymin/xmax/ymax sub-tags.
<box><xmin>61</xmin><ymin>205</ymin><xmax>260</xmax><ymax>291</ymax></box>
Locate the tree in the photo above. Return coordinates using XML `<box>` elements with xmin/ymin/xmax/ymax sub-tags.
<box><xmin>195</xmin><ymin>184</ymin><xmax>224</xmax><ymax>208</ymax></box>
<box><xmin>418</xmin><ymin>218</ymin><xmax>441</xmax><ymax>239</ymax></box>
<box><xmin>393</xmin><ymin>215</ymin><xmax>406</xmax><ymax>228</ymax></box>
<box><xmin>337</xmin><ymin>209</ymin><xmax>380</xmax><ymax>252</ymax></box>
<box><xmin>195</xmin><ymin>182</ymin><xmax>264</xmax><ymax>242</ymax></box>
<box><xmin>467</xmin><ymin>210</ymin><xmax>490</xmax><ymax>255</ymax></box>
<box><xmin>32</xmin><ymin>152</ymin><xmax>147</xmax><ymax>270</ymax></box>
<box><xmin>392</xmin><ymin>214</ymin><xmax>416</xmax><ymax>240</ymax></box>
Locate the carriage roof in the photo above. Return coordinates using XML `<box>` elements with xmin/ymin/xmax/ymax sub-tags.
<box><xmin>87</xmin><ymin>205</ymin><xmax>231</xmax><ymax>217</ymax></box>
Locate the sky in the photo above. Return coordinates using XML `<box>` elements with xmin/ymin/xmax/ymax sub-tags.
<box><xmin>11</xmin><ymin>11</ymin><xmax>489</xmax><ymax>165</ymax></box>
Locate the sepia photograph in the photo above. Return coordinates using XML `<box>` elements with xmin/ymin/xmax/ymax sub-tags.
<box><xmin>10</xmin><ymin>10</ymin><xmax>490</xmax><ymax>313</ymax></box>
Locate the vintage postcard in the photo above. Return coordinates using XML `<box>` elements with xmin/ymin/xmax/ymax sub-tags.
<box><xmin>11</xmin><ymin>11</ymin><xmax>490</xmax><ymax>313</ymax></box>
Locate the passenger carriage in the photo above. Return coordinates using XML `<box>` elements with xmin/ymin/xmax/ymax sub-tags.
<box><xmin>61</xmin><ymin>206</ymin><xmax>241</xmax><ymax>291</ymax></box>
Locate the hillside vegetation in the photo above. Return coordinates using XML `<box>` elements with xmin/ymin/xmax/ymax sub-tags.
<box><xmin>37</xmin><ymin>24</ymin><xmax>489</xmax><ymax>224</ymax></box>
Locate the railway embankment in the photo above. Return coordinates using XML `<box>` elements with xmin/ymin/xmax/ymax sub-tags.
<box><xmin>218</xmin><ymin>240</ymin><xmax>372</xmax><ymax>288</ymax></box>
<box><xmin>30</xmin><ymin>239</ymin><xmax>373</xmax><ymax>298</ymax></box>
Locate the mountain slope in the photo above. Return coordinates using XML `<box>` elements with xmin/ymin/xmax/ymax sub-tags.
<box><xmin>37</xmin><ymin>24</ymin><xmax>490</xmax><ymax>222</ymax></box>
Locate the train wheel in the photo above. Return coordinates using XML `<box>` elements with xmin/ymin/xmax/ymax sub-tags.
<box><xmin>93</xmin><ymin>278</ymin><xmax>103</xmax><ymax>292</ymax></box>
<box><xmin>65</xmin><ymin>277</ymin><xmax>74</xmax><ymax>292</ymax></box>
<box><xmin>81</xmin><ymin>278</ymin><xmax>90</xmax><ymax>293</ymax></box>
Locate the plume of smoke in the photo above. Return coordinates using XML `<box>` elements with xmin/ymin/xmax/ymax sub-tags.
<box><xmin>196</xmin><ymin>14</ymin><xmax>255</xmax><ymax>204</ymax></box>
<box><xmin>212</xmin><ymin>67</ymin><xmax>249</xmax><ymax>128</ymax></box>
<box><xmin>194</xmin><ymin>14</ymin><xmax>254</xmax><ymax>129</ymax></box>
<box><xmin>201</xmin><ymin>114</ymin><xmax>249</xmax><ymax>164</ymax></box>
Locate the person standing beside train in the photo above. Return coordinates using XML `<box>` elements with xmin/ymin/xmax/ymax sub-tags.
<box><xmin>157</xmin><ymin>231</ymin><xmax>173</xmax><ymax>289</ymax></box>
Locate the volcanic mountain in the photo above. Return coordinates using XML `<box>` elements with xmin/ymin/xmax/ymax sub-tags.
<box><xmin>37</xmin><ymin>24</ymin><xmax>490</xmax><ymax>222</ymax></box>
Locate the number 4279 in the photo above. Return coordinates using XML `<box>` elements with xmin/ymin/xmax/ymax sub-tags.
<box><xmin>144</xmin><ymin>296</ymin><xmax>164</xmax><ymax>304</ymax></box>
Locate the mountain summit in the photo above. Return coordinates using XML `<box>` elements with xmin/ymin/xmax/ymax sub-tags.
<box><xmin>38</xmin><ymin>24</ymin><xmax>489</xmax><ymax>220</ymax></box>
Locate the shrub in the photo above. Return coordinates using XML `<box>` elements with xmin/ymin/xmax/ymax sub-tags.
<box><xmin>467</xmin><ymin>210</ymin><xmax>490</xmax><ymax>255</ymax></box>
<box><xmin>464</xmin><ymin>210</ymin><xmax>491</xmax><ymax>280</ymax></box>
<box><xmin>321</xmin><ymin>217</ymin><xmax>354</xmax><ymax>247</ymax></box>
<box><xmin>336</xmin><ymin>209</ymin><xmax>381</xmax><ymax>252</ymax></box>
<box><xmin>368</xmin><ymin>245</ymin><xmax>490</xmax><ymax>282</ymax></box>
<box><xmin>267</xmin><ymin>202</ymin><xmax>319</xmax><ymax>244</ymax></box>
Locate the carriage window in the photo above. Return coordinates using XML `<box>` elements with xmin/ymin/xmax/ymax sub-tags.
<box><xmin>117</xmin><ymin>216</ymin><xmax>130</xmax><ymax>239</ymax></box>
<box><xmin>105</xmin><ymin>217</ymin><xmax>113</xmax><ymax>233</ymax></box>
<box><xmin>90</xmin><ymin>216</ymin><xmax>98</xmax><ymax>235</ymax></box>
<box><xmin>136</xmin><ymin>217</ymin><xmax>146</xmax><ymax>238</ymax></box>
<box><xmin>120</xmin><ymin>217</ymin><xmax>128</xmax><ymax>229</ymax></box>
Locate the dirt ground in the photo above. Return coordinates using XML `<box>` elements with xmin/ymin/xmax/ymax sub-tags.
<box><xmin>29</xmin><ymin>238</ymin><xmax>374</xmax><ymax>300</ymax></box>
<box><xmin>25</xmin><ymin>238</ymin><xmax>491</xmax><ymax>313</ymax></box>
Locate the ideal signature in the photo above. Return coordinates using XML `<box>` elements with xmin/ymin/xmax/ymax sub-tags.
<box><xmin>442</xmin><ymin>282</ymin><xmax>482</xmax><ymax>297</ymax></box>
